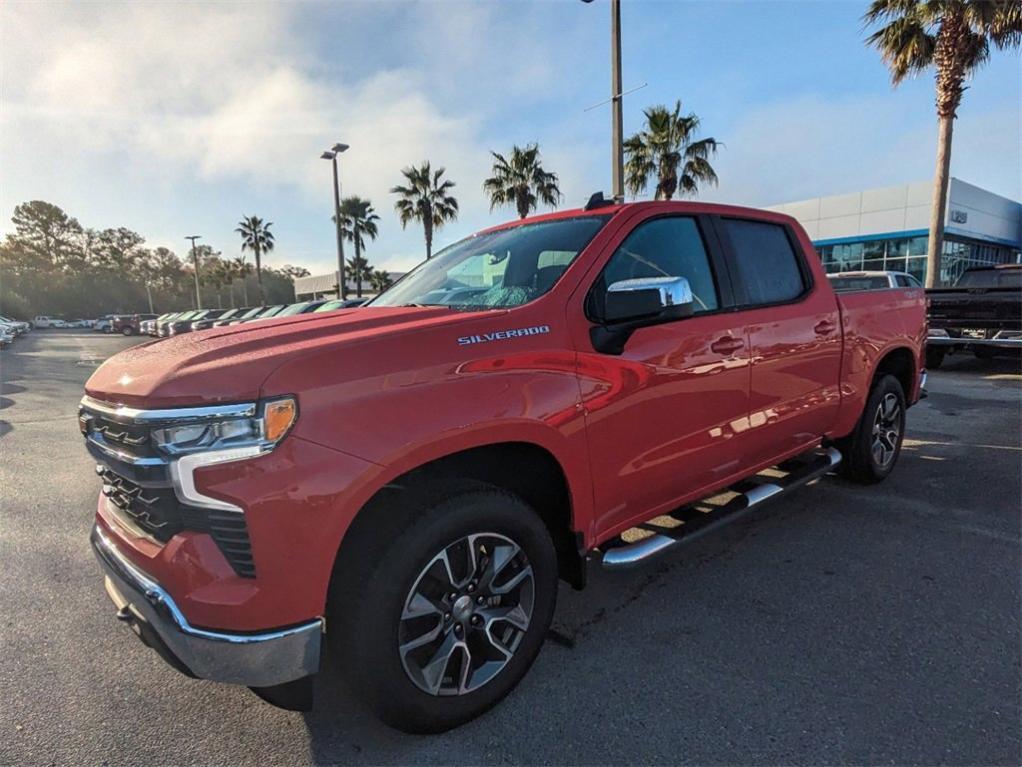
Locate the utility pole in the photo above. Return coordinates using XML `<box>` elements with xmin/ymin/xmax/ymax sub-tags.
<box><xmin>186</xmin><ymin>235</ymin><xmax>202</xmax><ymax>309</ymax></box>
<box><xmin>610</xmin><ymin>0</ymin><xmax>623</xmax><ymax>202</ymax></box>
<box><xmin>321</xmin><ymin>143</ymin><xmax>349</xmax><ymax>300</ymax></box>
<box><xmin>144</xmin><ymin>280</ymin><xmax>154</xmax><ymax>313</ymax></box>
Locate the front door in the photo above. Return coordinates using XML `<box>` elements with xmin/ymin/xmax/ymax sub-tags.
<box><xmin>574</xmin><ymin>213</ymin><xmax>754</xmax><ymax>540</ymax></box>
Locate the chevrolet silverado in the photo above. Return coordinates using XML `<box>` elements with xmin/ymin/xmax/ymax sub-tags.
<box><xmin>80</xmin><ymin>199</ymin><xmax>927</xmax><ymax>732</ymax></box>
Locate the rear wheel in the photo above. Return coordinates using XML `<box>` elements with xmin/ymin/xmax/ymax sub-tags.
<box><xmin>837</xmin><ymin>374</ymin><xmax>906</xmax><ymax>484</ymax></box>
<box><xmin>329</xmin><ymin>483</ymin><xmax>558</xmax><ymax>733</ymax></box>
<box><xmin>121</xmin><ymin>327</ymin><xmax>134</xmax><ymax>336</ymax></box>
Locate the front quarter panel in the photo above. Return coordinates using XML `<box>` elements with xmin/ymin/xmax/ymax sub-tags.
<box><xmin>259</xmin><ymin>304</ymin><xmax>594</xmax><ymax>533</ymax></box>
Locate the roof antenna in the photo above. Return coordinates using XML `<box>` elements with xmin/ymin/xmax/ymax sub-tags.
<box><xmin>584</xmin><ymin>191</ymin><xmax>616</xmax><ymax>211</ymax></box>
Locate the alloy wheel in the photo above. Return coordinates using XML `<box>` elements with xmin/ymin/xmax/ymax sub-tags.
<box><xmin>871</xmin><ymin>392</ymin><xmax>902</xmax><ymax>468</ymax></box>
<box><xmin>398</xmin><ymin>532</ymin><xmax>534</xmax><ymax>697</ymax></box>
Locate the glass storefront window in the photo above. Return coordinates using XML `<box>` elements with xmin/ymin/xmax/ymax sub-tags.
<box><xmin>909</xmin><ymin>236</ymin><xmax>928</xmax><ymax>256</ymax></box>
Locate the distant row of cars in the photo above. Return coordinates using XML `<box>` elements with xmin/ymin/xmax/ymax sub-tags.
<box><xmin>144</xmin><ymin>298</ymin><xmax>365</xmax><ymax>337</ymax></box>
<box><xmin>0</xmin><ymin>315</ymin><xmax>32</xmax><ymax>348</ymax></box>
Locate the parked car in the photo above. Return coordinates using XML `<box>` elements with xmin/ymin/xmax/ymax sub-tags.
<box><xmin>159</xmin><ymin>311</ymin><xmax>200</xmax><ymax>337</ymax></box>
<box><xmin>0</xmin><ymin>315</ymin><xmax>31</xmax><ymax>335</ymax></box>
<box><xmin>190</xmin><ymin>307</ymin><xmax>251</xmax><ymax>331</ymax></box>
<box><xmin>154</xmin><ymin>312</ymin><xmax>185</xmax><ymax>337</ymax></box>
<box><xmin>111</xmin><ymin>313</ymin><xmax>157</xmax><ymax>336</ymax></box>
<box><xmin>93</xmin><ymin>315</ymin><xmax>116</xmax><ymax>333</ymax></box>
<box><xmin>926</xmin><ymin>264</ymin><xmax>1022</xmax><ymax>368</ymax></box>
<box><xmin>827</xmin><ymin>270</ymin><xmax>922</xmax><ymax>292</ymax></box>
<box><xmin>0</xmin><ymin>326</ymin><xmax>15</xmax><ymax>347</ymax></box>
<box><xmin>167</xmin><ymin>309</ymin><xmax>227</xmax><ymax>336</ymax></box>
<box><xmin>220</xmin><ymin>304</ymin><xmax>286</xmax><ymax>326</ymax></box>
<box><xmin>80</xmin><ymin>199</ymin><xmax>926</xmax><ymax>732</ymax></box>
<box><xmin>32</xmin><ymin>315</ymin><xmax>66</xmax><ymax>328</ymax></box>
<box><xmin>271</xmin><ymin>300</ymin><xmax>330</xmax><ymax>318</ymax></box>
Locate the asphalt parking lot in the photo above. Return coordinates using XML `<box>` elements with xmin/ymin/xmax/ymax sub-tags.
<box><xmin>1</xmin><ymin>330</ymin><xmax>1019</xmax><ymax>765</ymax></box>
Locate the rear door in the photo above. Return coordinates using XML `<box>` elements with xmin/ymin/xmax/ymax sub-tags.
<box><xmin>712</xmin><ymin>216</ymin><xmax>842</xmax><ymax>466</ymax></box>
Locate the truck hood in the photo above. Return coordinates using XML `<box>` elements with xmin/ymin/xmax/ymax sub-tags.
<box><xmin>85</xmin><ymin>306</ymin><xmax>469</xmax><ymax>408</ymax></box>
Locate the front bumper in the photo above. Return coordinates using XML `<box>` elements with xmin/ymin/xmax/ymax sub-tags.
<box><xmin>91</xmin><ymin>524</ymin><xmax>322</xmax><ymax>687</ymax></box>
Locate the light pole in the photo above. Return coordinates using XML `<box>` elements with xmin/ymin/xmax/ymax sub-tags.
<box><xmin>321</xmin><ymin>143</ymin><xmax>349</xmax><ymax>300</ymax></box>
<box><xmin>583</xmin><ymin>0</ymin><xmax>624</xmax><ymax>202</ymax></box>
<box><xmin>185</xmin><ymin>235</ymin><xmax>202</xmax><ymax>308</ymax></box>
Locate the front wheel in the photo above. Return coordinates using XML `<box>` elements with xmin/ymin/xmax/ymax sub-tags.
<box><xmin>837</xmin><ymin>374</ymin><xmax>907</xmax><ymax>484</ymax></box>
<box><xmin>330</xmin><ymin>483</ymin><xmax>558</xmax><ymax>733</ymax></box>
<box><xmin>122</xmin><ymin>327</ymin><xmax>134</xmax><ymax>336</ymax></box>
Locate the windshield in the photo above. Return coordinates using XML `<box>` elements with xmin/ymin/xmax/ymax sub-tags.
<box><xmin>276</xmin><ymin>301</ymin><xmax>312</xmax><ymax>317</ymax></box>
<box><xmin>956</xmin><ymin>269</ymin><xmax>1022</xmax><ymax>289</ymax></box>
<box><xmin>254</xmin><ymin>304</ymin><xmax>285</xmax><ymax>318</ymax></box>
<box><xmin>314</xmin><ymin>300</ymin><xmax>346</xmax><ymax>312</ymax></box>
<box><xmin>370</xmin><ymin>215</ymin><xmax>610</xmax><ymax>310</ymax></box>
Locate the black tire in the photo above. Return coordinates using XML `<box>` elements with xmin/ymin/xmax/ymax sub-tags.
<box><xmin>925</xmin><ymin>347</ymin><xmax>945</xmax><ymax>370</ymax></box>
<box><xmin>837</xmin><ymin>374</ymin><xmax>907</xmax><ymax>484</ymax></box>
<box><xmin>122</xmin><ymin>327</ymin><xmax>134</xmax><ymax>336</ymax></box>
<box><xmin>329</xmin><ymin>481</ymin><xmax>558</xmax><ymax>733</ymax></box>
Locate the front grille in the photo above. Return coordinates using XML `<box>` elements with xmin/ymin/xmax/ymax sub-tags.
<box><xmin>90</xmin><ymin>414</ymin><xmax>155</xmax><ymax>455</ymax></box>
<box><xmin>99</xmin><ymin>467</ymin><xmax>255</xmax><ymax>578</ymax></box>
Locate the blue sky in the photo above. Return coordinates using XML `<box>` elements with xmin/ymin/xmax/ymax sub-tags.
<box><xmin>2</xmin><ymin>1</ymin><xmax>1019</xmax><ymax>275</ymax></box>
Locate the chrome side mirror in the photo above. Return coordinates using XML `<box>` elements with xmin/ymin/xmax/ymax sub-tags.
<box><xmin>603</xmin><ymin>276</ymin><xmax>694</xmax><ymax>323</ymax></box>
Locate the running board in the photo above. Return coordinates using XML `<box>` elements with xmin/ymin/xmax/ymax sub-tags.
<box><xmin>600</xmin><ymin>447</ymin><xmax>842</xmax><ymax>569</ymax></box>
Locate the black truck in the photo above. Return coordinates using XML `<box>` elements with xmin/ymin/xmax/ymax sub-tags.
<box><xmin>926</xmin><ymin>264</ymin><xmax>1022</xmax><ymax>368</ymax></box>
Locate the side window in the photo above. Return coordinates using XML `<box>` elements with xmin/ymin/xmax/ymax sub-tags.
<box><xmin>596</xmin><ymin>216</ymin><xmax>719</xmax><ymax>315</ymax></box>
<box><xmin>905</xmin><ymin>274</ymin><xmax>923</xmax><ymax>288</ymax></box>
<box><xmin>722</xmin><ymin>219</ymin><xmax>807</xmax><ymax>306</ymax></box>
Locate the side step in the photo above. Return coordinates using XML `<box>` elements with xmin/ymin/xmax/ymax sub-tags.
<box><xmin>600</xmin><ymin>447</ymin><xmax>842</xmax><ymax>569</ymax></box>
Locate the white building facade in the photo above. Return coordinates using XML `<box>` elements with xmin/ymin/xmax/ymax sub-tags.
<box><xmin>768</xmin><ymin>178</ymin><xmax>1021</xmax><ymax>285</ymax></box>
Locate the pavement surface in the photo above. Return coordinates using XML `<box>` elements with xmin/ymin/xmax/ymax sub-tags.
<box><xmin>1</xmin><ymin>330</ymin><xmax>1019</xmax><ymax>765</ymax></box>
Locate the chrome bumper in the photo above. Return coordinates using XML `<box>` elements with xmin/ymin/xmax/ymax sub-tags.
<box><xmin>91</xmin><ymin>525</ymin><xmax>322</xmax><ymax>687</ymax></box>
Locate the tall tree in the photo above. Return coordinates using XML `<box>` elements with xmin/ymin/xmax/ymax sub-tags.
<box><xmin>864</xmin><ymin>0</ymin><xmax>1021</xmax><ymax>287</ymax></box>
<box><xmin>483</xmin><ymin>143</ymin><xmax>562</xmax><ymax>219</ymax></box>
<box><xmin>368</xmin><ymin>268</ymin><xmax>394</xmax><ymax>294</ymax></box>
<box><xmin>8</xmin><ymin>200</ymin><xmax>83</xmax><ymax>269</ymax></box>
<box><xmin>231</xmin><ymin>257</ymin><xmax>253</xmax><ymax>305</ymax></box>
<box><xmin>235</xmin><ymin>216</ymin><xmax>275</xmax><ymax>302</ymax></box>
<box><xmin>391</xmin><ymin>162</ymin><xmax>459</xmax><ymax>259</ymax></box>
<box><xmin>624</xmin><ymin>101</ymin><xmax>720</xmax><ymax>201</ymax></box>
<box><xmin>339</xmin><ymin>196</ymin><xmax>380</xmax><ymax>297</ymax></box>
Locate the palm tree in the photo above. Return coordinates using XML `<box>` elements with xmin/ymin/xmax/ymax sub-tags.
<box><xmin>235</xmin><ymin>216</ymin><xmax>274</xmax><ymax>302</ymax></box>
<box><xmin>483</xmin><ymin>143</ymin><xmax>562</xmax><ymax>219</ymax></box>
<box><xmin>624</xmin><ymin>101</ymin><xmax>720</xmax><ymax>201</ymax></box>
<box><xmin>864</xmin><ymin>1</ymin><xmax>1020</xmax><ymax>287</ymax></box>
<box><xmin>368</xmin><ymin>268</ymin><xmax>393</xmax><ymax>294</ymax></box>
<box><xmin>231</xmin><ymin>256</ymin><xmax>253</xmax><ymax>305</ymax></box>
<box><xmin>391</xmin><ymin>162</ymin><xmax>459</xmax><ymax>259</ymax></box>
<box><xmin>338</xmin><ymin>196</ymin><xmax>380</xmax><ymax>297</ymax></box>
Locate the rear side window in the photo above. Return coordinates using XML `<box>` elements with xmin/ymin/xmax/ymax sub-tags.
<box><xmin>723</xmin><ymin>219</ymin><xmax>807</xmax><ymax>306</ymax></box>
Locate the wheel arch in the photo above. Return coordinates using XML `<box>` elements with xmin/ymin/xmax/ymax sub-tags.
<box><xmin>872</xmin><ymin>345</ymin><xmax>916</xmax><ymax>401</ymax></box>
<box><xmin>329</xmin><ymin>440</ymin><xmax>587</xmax><ymax>607</ymax></box>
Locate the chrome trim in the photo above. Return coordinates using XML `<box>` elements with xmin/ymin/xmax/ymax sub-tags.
<box><xmin>91</xmin><ymin>525</ymin><xmax>321</xmax><ymax>686</ymax></box>
<box><xmin>926</xmin><ymin>336</ymin><xmax>1022</xmax><ymax>348</ymax></box>
<box><xmin>603</xmin><ymin>447</ymin><xmax>842</xmax><ymax>570</ymax></box>
<box><xmin>86</xmin><ymin>434</ymin><xmax>168</xmax><ymax>466</ymax></box>
<box><xmin>607</xmin><ymin>275</ymin><xmax>694</xmax><ymax>308</ymax></box>
<box><xmin>169</xmin><ymin>446</ymin><xmax>267</xmax><ymax>512</ymax></box>
<box><xmin>80</xmin><ymin>395</ymin><xmax>256</xmax><ymax>425</ymax></box>
<box><xmin>600</xmin><ymin>533</ymin><xmax>677</xmax><ymax>568</ymax></box>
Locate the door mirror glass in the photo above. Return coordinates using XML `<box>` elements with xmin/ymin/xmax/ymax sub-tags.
<box><xmin>603</xmin><ymin>276</ymin><xmax>695</xmax><ymax>323</ymax></box>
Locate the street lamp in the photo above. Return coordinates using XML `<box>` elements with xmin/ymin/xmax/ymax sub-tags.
<box><xmin>321</xmin><ymin>143</ymin><xmax>350</xmax><ymax>300</ymax></box>
<box><xmin>185</xmin><ymin>235</ymin><xmax>202</xmax><ymax>309</ymax></box>
<box><xmin>582</xmin><ymin>0</ymin><xmax>624</xmax><ymax>202</ymax></box>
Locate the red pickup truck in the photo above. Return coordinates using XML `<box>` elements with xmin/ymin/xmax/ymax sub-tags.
<box><xmin>81</xmin><ymin>200</ymin><xmax>926</xmax><ymax>732</ymax></box>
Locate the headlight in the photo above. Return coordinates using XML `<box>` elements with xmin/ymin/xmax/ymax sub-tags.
<box><xmin>152</xmin><ymin>396</ymin><xmax>297</xmax><ymax>456</ymax></box>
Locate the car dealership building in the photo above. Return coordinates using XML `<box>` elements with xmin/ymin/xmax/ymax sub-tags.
<box><xmin>768</xmin><ymin>178</ymin><xmax>1021</xmax><ymax>286</ymax></box>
